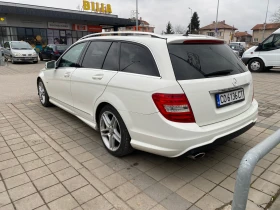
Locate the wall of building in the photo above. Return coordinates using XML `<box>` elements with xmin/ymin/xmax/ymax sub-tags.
<box><xmin>252</xmin><ymin>29</ymin><xmax>276</xmax><ymax>43</ymax></box>
<box><xmin>0</xmin><ymin>13</ymin><xmax>105</xmax><ymax>50</ymax></box>
<box><xmin>200</xmin><ymin>29</ymin><xmax>233</xmax><ymax>43</ymax></box>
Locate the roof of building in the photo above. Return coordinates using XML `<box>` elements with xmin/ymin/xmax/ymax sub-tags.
<box><xmin>251</xmin><ymin>23</ymin><xmax>280</xmax><ymax>30</ymax></box>
<box><xmin>0</xmin><ymin>1</ymin><xmax>134</xmax><ymax>27</ymax></box>
<box><xmin>200</xmin><ymin>20</ymin><xmax>238</xmax><ymax>30</ymax></box>
<box><xmin>234</xmin><ymin>31</ymin><xmax>252</xmax><ymax>37</ymax></box>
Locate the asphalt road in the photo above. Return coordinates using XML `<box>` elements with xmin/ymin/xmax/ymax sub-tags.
<box><xmin>0</xmin><ymin>61</ymin><xmax>44</xmax><ymax>103</ymax></box>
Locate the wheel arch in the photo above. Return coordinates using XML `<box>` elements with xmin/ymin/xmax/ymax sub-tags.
<box><xmin>94</xmin><ymin>99</ymin><xmax>133</xmax><ymax>134</ymax></box>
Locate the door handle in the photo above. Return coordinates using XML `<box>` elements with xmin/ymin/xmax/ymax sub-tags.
<box><xmin>64</xmin><ymin>72</ymin><xmax>71</xmax><ymax>78</ymax></box>
<box><xmin>92</xmin><ymin>74</ymin><xmax>104</xmax><ymax>80</ymax></box>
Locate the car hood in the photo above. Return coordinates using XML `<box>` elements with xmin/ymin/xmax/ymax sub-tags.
<box><xmin>11</xmin><ymin>49</ymin><xmax>36</xmax><ymax>54</ymax></box>
<box><xmin>244</xmin><ymin>46</ymin><xmax>257</xmax><ymax>54</ymax></box>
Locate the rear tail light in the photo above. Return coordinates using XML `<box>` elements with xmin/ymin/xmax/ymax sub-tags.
<box><xmin>54</xmin><ymin>51</ymin><xmax>60</xmax><ymax>55</ymax></box>
<box><xmin>152</xmin><ymin>93</ymin><xmax>195</xmax><ymax>123</ymax></box>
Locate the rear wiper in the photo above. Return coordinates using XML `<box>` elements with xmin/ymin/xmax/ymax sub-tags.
<box><xmin>205</xmin><ymin>69</ymin><xmax>233</xmax><ymax>77</ymax></box>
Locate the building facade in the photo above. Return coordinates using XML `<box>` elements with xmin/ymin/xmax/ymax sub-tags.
<box><xmin>233</xmin><ymin>31</ymin><xmax>252</xmax><ymax>46</ymax></box>
<box><xmin>0</xmin><ymin>1</ymin><xmax>134</xmax><ymax>52</ymax></box>
<box><xmin>107</xmin><ymin>18</ymin><xmax>155</xmax><ymax>33</ymax></box>
<box><xmin>251</xmin><ymin>23</ymin><xmax>280</xmax><ymax>43</ymax></box>
<box><xmin>199</xmin><ymin>20</ymin><xmax>237</xmax><ymax>43</ymax></box>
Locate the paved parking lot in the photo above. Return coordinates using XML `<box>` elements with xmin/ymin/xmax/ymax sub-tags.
<box><xmin>0</xmin><ymin>63</ymin><xmax>280</xmax><ymax>210</ymax></box>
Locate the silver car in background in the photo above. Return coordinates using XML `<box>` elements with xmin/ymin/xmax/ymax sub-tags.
<box><xmin>3</xmin><ymin>41</ymin><xmax>38</xmax><ymax>64</ymax></box>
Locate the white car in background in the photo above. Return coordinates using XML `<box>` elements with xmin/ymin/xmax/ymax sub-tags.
<box><xmin>37</xmin><ymin>32</ymin><xmax>258</xmax><ymax>158</ymax></box>
<box><xmin>3</xmin><ymin>41</ymin><xmax>38</xmax><ymax>64</ymax></box>
<box><xmin>242</xmin><ymin>28</ymin><xmax>280</xmax><ymax>72</ymax></box>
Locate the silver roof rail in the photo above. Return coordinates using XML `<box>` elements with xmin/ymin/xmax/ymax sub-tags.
<box><xmin>79</xmin><ymin>31</ymin><xmax>165</xmax><ymax>40</ymax></box>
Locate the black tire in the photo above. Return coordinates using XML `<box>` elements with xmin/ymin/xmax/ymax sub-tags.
<box><xmin>11</xmin><ymin>57</ymin><xmax>16</xmax><ymax>64</ymax></box>
<box><xmin>37</xmin><ymin>79</ymin><xmax>52</xmax><ymax>107</ymax></box>
<box><xmin>33</xmin><ymin>61</ymin><xmax>38</xmax><ymax>64</ymax></box>
<box><xmin>98</xmin><ymin>105</ymin><xmax>134</xmax><ymax>157</ymax></box>
<box><xmin>248</xmin><ymin>58</ymin><xmax>264</xmax><ymax>72</ymax></box>
<box><xmin>39</xmin><ymin>55</ymin><xmax>43</xmax><ymax>61</ymax></box>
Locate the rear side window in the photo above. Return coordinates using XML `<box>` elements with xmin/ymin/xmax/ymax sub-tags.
<box><xmin>120</xmin><ymin>42</ymin><xmax>160</xmax><ymax>77</ymax></box>
<box><xmin>168</xmin><ymin>43</ymin><xmax>247</xmax><ymax>80</ymax></box>
<box><xmin>82</xmin><ymin>41</ymin><xmax>111</xmax><ymax>69</ymax></box>
<box><xmin>103</xmin><ymin>42</ymin><xmax>119</xmax><ymax>71</ymax></box>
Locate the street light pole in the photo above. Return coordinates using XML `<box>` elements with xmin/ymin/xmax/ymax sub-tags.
<box><xmin>136</xmin><ymin>0</ymin><xmax>139</xmax><ymax>31</ymax></box>
<box><xmin>189</xmin><ymin>7</ymin><xmax>192</xmax><ymax>34</ymax></box>
<box><xmin>215</xmin><ymin>0</ymin><xmax>220</xmax><ymax>37</ymax></box>
<box><xmin>262</xmin><ymin>0</ymin><xmax>269</xmax><ymax>41</ymax></box>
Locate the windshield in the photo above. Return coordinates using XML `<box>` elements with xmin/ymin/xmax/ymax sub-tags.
<box><xmin>229</xmin><ymin>45</ymin><xmax>241</xmax><ymax>50</ymax></box>
<box><xmin>56</xmin><ymin>45</ymin><xmax>69</xmax><ymax>51</ymax></box>
<box><xmin>168</xmin><ymin>43</ymin><xmax>247</xmax><ymax>80</ymax></box>
<box><xmin>11</xmin><ymin>42</ymin><xmax>32</xmax><ymax>50</ymax></box>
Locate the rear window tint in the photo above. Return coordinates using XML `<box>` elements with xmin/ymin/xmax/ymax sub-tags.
<box><xmin>120</xmin><ymin>43</ymin><xmax>160</xmax><ymax>77</ymax></box>
<box><xmin>168</xmin><ymin>44</ymin><xmax>247</xmax><ymax>80</ymax></box>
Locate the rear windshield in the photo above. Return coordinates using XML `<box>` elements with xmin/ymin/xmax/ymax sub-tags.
<box><xmin>168</xmin><ymin>43</ymin><xmax>247</xmax><ymax>80</ymax></box>
<box><xmin>56</xmin><ymin>45</ymin><xmax>69</xmax><ymax>51</ymax></box>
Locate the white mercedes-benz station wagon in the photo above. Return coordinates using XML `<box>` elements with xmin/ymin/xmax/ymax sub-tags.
<box><xmin>37</xmin><ymin>32</ymin><xmax>258</xmax><ymax>158</ymax></box>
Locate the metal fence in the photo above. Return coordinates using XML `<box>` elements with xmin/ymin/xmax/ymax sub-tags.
<box><xmin>232</xmin><ymin>129</ymin><xmax>280</xmax><ymax>210</ymax></box>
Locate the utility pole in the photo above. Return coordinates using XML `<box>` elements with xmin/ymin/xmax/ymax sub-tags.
<box><xmin>136</xmin><ymin>0</ymin><xmax>139</xmax><ymax>31</ymax></box>
<box><xmin>215</xmin><ymin>0</ymin><xmax>220</xmax><ymax>37</ymax></box>
<box><xmin>189</xmin><ymin>7</ymin><xmax>192</xmax><ymax>34</ymax></box>
<box><xmin>262</xmin><ymin>0</ymin><xmax>269</xmax><ymax>41</ymax></box>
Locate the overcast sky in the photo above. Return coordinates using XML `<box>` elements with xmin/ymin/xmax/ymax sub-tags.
<box><xmin>2</xmin><ymin>0</ymin><xmax>280</xmax><ymax>34</ymax></box>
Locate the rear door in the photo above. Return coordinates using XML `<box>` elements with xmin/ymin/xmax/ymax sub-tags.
<box><xmin>71</xmin><ymin>41</ymin><xmax>118</xmax><ymax>120</ymax></box>
<box><xmin>168</xmin><ymin>40</ymin><xmax>253</xmax><ymax>126</ymax></box>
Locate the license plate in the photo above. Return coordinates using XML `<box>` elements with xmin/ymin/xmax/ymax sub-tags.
<box><xmin>216</xmin><ymin>88</ymin><xmax>245</xmax><ymax>108</ymax></box>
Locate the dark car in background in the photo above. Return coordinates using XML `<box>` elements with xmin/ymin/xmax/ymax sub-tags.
<box><xmin>229</xmin><ymin>44</ymin><xmax>245</xmax><ymax>57</ymax></box>
<box><xmin>39</xmin><ymin>44</ymin><xmax>69</xmax><ymax>61</ymax></box>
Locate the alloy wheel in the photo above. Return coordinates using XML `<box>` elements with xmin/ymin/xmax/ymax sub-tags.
<box><xmin>100</xmin><ymin>111</ymin><xmax>121</xmax><ymax>151</ymax></box>
<box><xmin>38</xmin><ymin>81</ymin><xmax>46</xmax><ymax>104</ymax></box>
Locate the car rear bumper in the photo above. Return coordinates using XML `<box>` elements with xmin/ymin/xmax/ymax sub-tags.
<box><xmin>122</xmin><ymin>99</ymin><xmax>258</xmax><ymax>157</ymax></box>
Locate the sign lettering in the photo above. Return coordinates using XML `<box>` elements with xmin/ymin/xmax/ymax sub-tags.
<box><xmin>83</xmin><ymin>1</ymin><xmax>112</xmax><ymax>13</ymax></box>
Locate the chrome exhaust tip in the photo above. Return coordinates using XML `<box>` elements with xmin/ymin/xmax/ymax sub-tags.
<box><xmin>188</xmin><ymin>152</ymin><xmax>206</xmax><ymax>160</ymax></box>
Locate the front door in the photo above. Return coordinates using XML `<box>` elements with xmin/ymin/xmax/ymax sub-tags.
<box><xmin>71</xmin><ymin>41</ymin><xmax>119</xmax><ymax>120</ymax></box>
<box><xmin>259</xmin><ymin>34</ymin><xmax>280</xmax><ymax>66</ymax></box>
<box><xmin>44</xmin><ymin>42</ymin><xmax>87</xmax><ymax>110</ymax></box>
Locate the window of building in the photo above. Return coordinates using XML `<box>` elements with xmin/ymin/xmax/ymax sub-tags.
<box><xmin>207</xmin><ymin>32</ymin><xmax>215</xmax><ymax>36</ymax></box>
<box><xmin>82</xmin><ymin>41</ymin><xmax>112</xmax><ymax>69</ymax></box>
<box><xmin>120</xmin><ymin>42</ymin><xmax>160</xmax><ymax>77</ymax></box>
<box><xmin>254</xmin><ymin>38</ymin><xmax>258</xmax><ymax>42</ymax></box>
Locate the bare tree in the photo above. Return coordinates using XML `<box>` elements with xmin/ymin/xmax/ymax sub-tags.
<box><xmin>270</xmin><ymin>7</ymin><xmax>280</xmax><ymax>23</ymax></box>
<box><xmin>174</xmin><ymin>25</ymin><xmax>187</xmax><ymax>34</ymax></box>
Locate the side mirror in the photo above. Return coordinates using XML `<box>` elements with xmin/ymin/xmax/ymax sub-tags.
<box><xmin>258</xmin><ymin>43</ymin><xmax>263</xmax><ymax>47</ymax></box>
<box><xmin>45</xmin><ymin>61</ymin><xmax>56</xmax><ymax>69</ymax></box>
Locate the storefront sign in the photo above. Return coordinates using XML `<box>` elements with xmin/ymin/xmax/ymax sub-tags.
<box><xmin>72</xmin><ymin>24</ymin><xmax>102</xmax><ymax>33</ymax></box>
<box><xmin>72</xmin><ymin>24</ymin><xmax>88</xmax><ymax>31</ymax></box>
<box><xmin>48</xmin><ymin>22</ymin><xmax>71</xmax><ymax>30</ymax></box>
<box><xmin>83</xmin><ymin>1</ymin><xmax>112</xmax><ymax>14</ymax></box>
<box><xmin>0</xmin><ymin>17</ymin><xmax>7</xmax><ymax>25</ymax></box>
<box><xmin>87</xmin><ymin>25</ymin><xmax>102</xmax><ymax>32</ymax></box>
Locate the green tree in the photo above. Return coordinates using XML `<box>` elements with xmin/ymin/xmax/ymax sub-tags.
<box><xmin>165</xmin><ymin>21</ymin><xmax>174</xmax><ymax>34</ymax></box>
<box><xmin>187</xmin><ymin>12</ymin><xmax>200</xmax><ymax>34</ymax></box>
